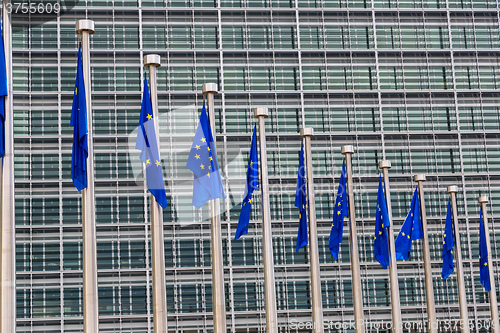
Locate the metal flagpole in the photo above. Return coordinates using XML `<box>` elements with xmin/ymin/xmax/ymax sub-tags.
<box><xmin>254</xmin><ymin>107</ymin><xmax>278</xmax><ymax>332</ymax></box>
<box><xmin>76</xmin><ymin>19</ymin><xmax>99</xmax><ymax>333</ymax></box>
<box><xmin>479</xmin><ymin>196</ymin><xmax>500</xmax><ymax>333</ymax></box>
<box><xmin>300</xmin><ymin>128</ymin><xmax>324</xmax><ymax>333</ymax></box>
<box><xmin>0</xmin><ymin>1</ymin><xmax>15</xmax><ymax>331</ymax></box>
<box><xmin>379</xmin><ymin>161</ymin><xmax>402</xmax><ymax>333</ymax></box>
<box><xmin>341</xmin><ymin>145</ymin><xmax>364</xmax><ymax>333</ymax></box>
<box><xmin>414</xmin><ymin>174</ymin><xmax>437</xmax><ymax>333</ymax></box>
<box><xmin>144</xmin><ymin>54</ymin><xmax>168</xmax><ymax>333</ymax></box>
<box><xmin>447</xmin><ymin>186</ymin><xmax>470</xmax><ymax>333</ymax></box>
<box><xmin>202</xmin><ymin>83</ymin><xmax>226</xmax><ymax>332</ymax></box>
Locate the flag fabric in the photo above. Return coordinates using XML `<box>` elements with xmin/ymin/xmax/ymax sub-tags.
<box><xmin>70</xmin><ymin>45</ymin><xmax>88</xmax><ymax>191</ymax></box>
<box><xmin>374</xmin><ymin>175</ymin><xmax>391</xmax><ymax>269</ymax></box>
<box><xmin>395</xmin><ymin>187</ymin><xmax>423</xmax><ymax>260</ymax></box>
<box><xmin>295</xmin><ymin>143</ymin><xmax>308</xmax><ymax>252</ymax></box>
<box><xmin>479</xmin><ymin>208</ymin><xmax>491</xmax><ymax>291</ymax></box>
<box><xmin>186</xmin><ymin>101</ymin><xmax>225</xmax><ymax>208</ymax></box>
<box><xmin>135</xmin><ymin>74</ymin><xmax>168</xmax><ymax>209</ymax></box>
<box><xmin>234</xmin><ymin>125</ymin><xmax>259</xmax><ymax>240</ymax></box>
<box><xmin>441</xmin><ymin>200</ymin><xmax>454</xmax><ymax>279</ymax></box>
<box><xmin>0</xmin><ymin>18</ymin><xmax>7</xmax><ymax>158</ymax></box>
<box><xmin>329</xmin><ymin>161</ymin><xmax>348</xmax><ymax>260</ymax></box>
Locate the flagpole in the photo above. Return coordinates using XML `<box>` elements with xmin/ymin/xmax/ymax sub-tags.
<box><xmin>76</xmin><ymin>20</ymin><xmax>99</xmax><ymax>333</ymax></box>
<box><xmin>202</xmin><ymin>83</ymin><xmax>226</xmax><ymax>332</ymax></box>
<box><xmin>414</xmin><ymin>174</ymin><xmax>437</xmax><ymax>333</ymax></box>
<box><xmin>379</xmin><ymin>161</ymin><xmax>402</xmax><ymax>333</ymax></box>
<box><xmin>144</xmin><ymin>54</ymin><xmax>168</xmax><ymax>333</ymax></box>
<box><xmin>478</xmin><ymin>196</ymin><xmax>500</xmax><ymax>333</ymax></box>
<box><xmin>254</xmin><ymin>107</ymin><xmax>278</xmax><ymax>332</ymax></box>
<box><xmin>0</xmin><ymin>0</ymin><xmax>15</xmax><ymax>331</ymax></box>
<box><xmin>301</xmin><ymin>128</ymin><xmax>324</xmax><ymax>333</ymax></box>
<box><xmin>447</xmin><ymin>186</ymin><xmax>470</xmax><ymax>333</ymax></box>
<box><xmin>341</xmin><ymin>145</ymin><xmax>364</xmax><ymax>333</ymax></box>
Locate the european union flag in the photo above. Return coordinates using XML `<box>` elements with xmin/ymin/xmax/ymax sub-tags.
<box><xmin>0</xmin><ymin>19</ymin><xmax>7</xmax><ymax>158</ymax></box>
<box><xmin>329</xmin><ymin>161</ymin><xmax>348</xmax><ymax>260</ymax></box>
<box><xmin>70</xmin><ymin>45</ymin><xmax>88</xmax><ymax>191</ymax></box>
<box><xmin>235</xmin><ymin>125</ymin><xmax>259</xmax><ymax>240</ymax></box>
<box><xmin>295</xmin><ymin>143</ymin><xmax>308</xmax><ymax>252</ymax></box>
<box><xmin>374</xmin><ymin>175</ymin><xmax>391</xmax><ymax>269</ymax></box>
<box><xmin>135</xmin><ymin>75</ymin><xmax>168</xmax><ymax>209</ymax></box>
<box><xmin>441</xmin><ymin>200</ymin><xmax>454</xmax><ymax>279</ymax></box>
<box><xmin>479</xmin><ymin>208</ymin><xmax>491</xmax><ymax>291</ymax></box>
<box><xmin>186</xmin><ymin>101</ymin><xmax>225</xmax><ymax>208</ymax></box>
<box><xmin>395</xmin><ymin>187</ymin><xmax>423</xmax><ymax>260</ymax></box>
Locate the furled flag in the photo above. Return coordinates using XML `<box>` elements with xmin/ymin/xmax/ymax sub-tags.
<box><xmin>186</xmin><ymin>101</ymin><xmax>225</xmax><ymax>208</ymax></box>
<box><xmin>135</xmin><ymin>74</ymin><xmax>168</xmax><ymax>209</ymax></box>
<box><xmin>295</xmin><ymin>143</ymin><xmax>308</xmax><ymax>252</ymax></box>
<box><xmin>374</xmin><ymin>175</ymin><xmax>391</xmax><ymax>269</ymax></box>
<box><xmin>441</xmin><ymin>200</ymin><xmax>454</xmax><ymax>279</ymax></box>
<box><xmin>0</xmin><ymin>18</ymin><xmax>7</xmax><ymax>158</ymax></box>
<box><xmin>70</xmin><ymin>45</ymin><xmax>88</xmax><ymax>191</ymax></box>
<box><xmin>329</xmin><ymin>161</ymin><xmax>348</xmax><ymax>260</ymax></box>
<box><xmin>479</xmin><ymin>208</ymin><xmax>491</xmax><ymax>291</ymax></box>
<box><xmin>234</xmin><ymin>125</ymin><xmax>259</xmax><ymax>240</ymax></box>
<box><xmin>395</xmin><ymin>187</ymin><xmax>423</xmax><ymax>260</ymax></box>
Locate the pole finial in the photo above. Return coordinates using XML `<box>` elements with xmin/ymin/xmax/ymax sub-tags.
<box><xmin>202</xmin><ymin>83</ymin><xmax>218</xmax><ymax>95</ymax></box>
<box><xmin>300</xmin><ymin>128</ymin><xmax>314</xmax><ymax>138</ymax></box>
<box><xmin>447</xmin><ymin>185</ymin><xmax>459</xmax><ymax>194</ymax></box>
<box><xmin>479</xmin><ymin>196</ymin><xmax>489</xmax><ymax>203</ymax></box>
<box><xmin>144</xmin><ymin>54</ymin><xmax>161</xmax><ymax>68</ymax></box>
<box><xmin>414</xmin><ymin>174</ymin><xmax>426</xmax><ymax>182</ymax></box>
<box><xmin>254</xmin><ymin>107</ymin><xmax>269</xmax><ymax>118</ymax></box>
<box><xmin>379</xmin><ymin>160</ymin><xmax>391</xmax><ymax>169</ymax></box>
<box><xmin>341</xmin><ymin>145</ymin><xmax>354</xmax><ymax>155</ymax></box>
<box><xmin>76</xmin><ymin>19</ymin><xmax>95</xmax><ymax>34</ymax></box>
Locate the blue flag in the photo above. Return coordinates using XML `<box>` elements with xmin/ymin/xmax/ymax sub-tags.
<box><xmin>374</xmin><ymin>175</ymin><xmax>391</xmax><ymax>269</ymax></box>
<box><xmin>295</xmin><ymin>143</ymin><xmax>308</xmax><ymax>252</ymax></box>
<box><xmin>0</xmin><ymin>19</ymin><xmax>7</xmax><ymax>158</ymax></box>
<box><xmin>479</xmin><ymin>208</ymin><xmax>491</xmax><ymax>291</ymax></box>
<box><xmin>395</xmin><ymin>187</ymin><xmax>423</xmax><ymax>260</ymax></box>
<box><xmin>70</xmin><ymin>45</ymin><xmax>88</xmax><ymax>191</ymax></box>
<box><xmin>235</xmin><ymin>125</ymin><xmax>259</xmax><ymax>240</ymax></box>
<box><xmin>186</xmin><ymin>101</ymin><xmax>225</xmax><ymax>208</ymax></box>
<box><xmin>329</xmin><ymin>161</ymin><xmax>348</xmax><ymax>260</ymax></box>
<box><xmin>135</xmin><ymin>75</ymin><xmax>168</xmax><ymax>209</ymax></box>
<box><xmin>441</xmin><ymin>200</ymin><xmax>454</xmax><ymax>279</ymax></box>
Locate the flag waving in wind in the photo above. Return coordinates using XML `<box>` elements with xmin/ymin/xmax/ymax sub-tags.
<box><xmin>235</xmin><ymin>125</ymin><xmax>259</xmax><ymax>240</ymax></box>
<box><xmin>0</xmin><ymin>18</ymin><xmax>7</xmax><ymax>158</ymax></box>
<box><xmin>135</xmin><ymin>74</ymin><xmax>168</xmax><ymax>209</ymax></box>
<box><xmin>329</xmin><ymin>161</ymin><xmax>348</xmax><ymax>259</ymax></box>
<box><xmin>395</xmin><ymin>187</ymin><xmax>423</xmax><ymax>260</ymax></box>
<box><xmin>70</xmin><ymin>45</ymin><xmax>88</xmax><ymax>191</ymax></box>
<box><xmin>374</xmin><ymin>175</ymin><xmax>391</xmax><ymax>269</ymax></box>
<box><xmin>295</xmin><ymin>143</ymin><xmax>308</xmax><ymax>252</ymax></box>
<box><xmin>479</xmin><ymin>208</ymin><xmax>491</xmax><ymax>291</ymax></box>
<box><xmin>186</xmin><ymin>101</ymin><xmax>225</xmax><ymax>208</ymax></box>
<box><xmin>441</xmin><ymin>200</ymin><xmax>454</xmax><ymax>279</ymax></box>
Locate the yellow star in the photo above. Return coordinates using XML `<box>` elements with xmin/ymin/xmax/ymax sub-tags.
<box><xmin>444</xmin><ymin>234</ymin><xmax>446</xmax><ymax>237</ymax></box>
<box><xmin>379</xmin><ymin>231</ymin><xmax>382</xmax><ymax>235</ymax></box>
<box><xmin>485</xmin><ymin>262</ymin><xmax>488</xmax><ymax>266</ymax></box>
<box><xmin>195</xmin><ymin>145</ymin><xmax>201</xmax><ymax>150</ymax></box>
<box><xmin>75</xmin><ymin>88</ymin><xmax>77</xmax><ymax>94</ymax></box>
<box><xmin>207</xmin><ymin>147</ymin><xmax>211</xmax><ymax>152</ymax></box>
<box><xmin>380</xmin><ymin>215</ymin><xmax>383</xmax><ymax>219</ymax></box>
<box><xmin>451</xmin><ymin>250</ymin><xmax>453</xmax><ymax>254</ymax></box>
<box><xmin>378</xmin><ymin>208</ymin><xmax>381</xmax><ymax>211</ymax></box>
<box><xmin>407</xmin><ymin>235</ymin><xmax>410</xmax><ymax>239</ymax></box>
<box><xmin>250</xmin><ymin>161</ymin><xmax>253</xmax><ymax>165</ymax></box>
<box><xmin>146</xmin><ymin>159</ymin><xmax>150</xmax><ymax>165</ymax></box>
<box><xmin>402</xmin><ymin>232</ymin><xmax>405</xmax><ymax>236</ymax></box>
<box><xmin>338</xmin><ymin>202</ymin><xmax>340</xmax><ymax>206</ymax></box>
<box><xmin>248</xmin><ymin>199</ymin><xmax>252</xmax><ymax>203</ymax></box>
<box><xmin>443</xmin><ymin>241</ymin><xmax>445</xmax><ymax>245</ymax></box>
<box><xmin>299</xmin><ymin>213</ymin><xmax>302</xmax><ymax>218</ymax></box>
<box><xmin>382</xmin><ymin>223</ymin><xmax>384</xmax><ymax>228</ymax></box>
<box><xmin>207</xmin><ymin>172</ymin><xmax>210</xmax><ymax>177</ymax></box>
<box><xmin>208</xmin><ymin>165</ymin><xmax>212</xmax><ymax>170</ymax></box>
<box><xmin>337</xmin><ymin>211</ymin><xmax>340</xmax><ymax>215</ymax></box>
<box><xmin>332</xmin><ymin>223</ymin><xmax>334</xmax><ymax>227</ymax></box>
<box><xmin>195</xmin><ymin>154</ymin><xmax>200</xmax><ymax>159</ymax></box>
<box><xmin>200</xmin><ymin>164</ymin><xmax>205</xmax><ymax>170</ymax></box>
<box><xmin>479</xmin><ymin>255</ymin><xmax>481</xmax><ymax>259</ymax></box>
<box><xmin>302</xmin><ymin>204</ymin><xmax>305</xmax><ymax>209</ymax></box>
<box><xmin>209</xmin><ymin>156</ymin><xmax>213</xmax><ymax>161</ymax></box>
<box><xmin>147</xmin><ymin>114</ymin><xmax>152</xmax><ymax>120</ymax></box>
<box><xmin>201</xmin><ymin>137</ymin><xmax>206</xmax><ymax>143</ymax></box>
<box><xmin>374</xmin><ymin>236</ymin><xmax>377</xmax><ymax>240</ymax></box>
<box><xmin>242</xmin><ymin>201</ymin><xmax>246</xmax><ymax>206</ymax></box>
<box><xmin>411</xmin><ymin>213</ymin><xmax>413</xmax><ymax>217</ymax></box>
<box><xmin>155</xmin><ymin>160</ymin><xmax>161</xmax><ymax>167</ymax></box>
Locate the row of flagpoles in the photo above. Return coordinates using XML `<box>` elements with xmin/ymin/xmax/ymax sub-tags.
<box><xmin>0</xmin><ymin>16</ymin><xmax>498</xmax><ymax>333</ymax></box>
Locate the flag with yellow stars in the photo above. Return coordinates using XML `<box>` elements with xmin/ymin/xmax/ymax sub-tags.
<box><xmin>70</xmin><ymin>45</ymin><xmax>88</xmax><ymax>192</ymax></box>
<box><xmin>374</xmin><ymin>175</ymin><xmax>391</xmax><ymax>269</ymax></box>
<box><xmin>0</xmin><ymin>15</ymin><xmax>8</xmax><ymax>158</ymax></box>
<box><xmin>441</xmin><ymin>200</ymin><xmax>454</xmax><ymax>279</ymax></box>
<box><xmin>235</xmin><ymin>125</ymin><xmax>259</xmax><ymax>240</ymax></box>
<box><xmin>135</xmin><ymin>74</ymin><xmax>168</xmax><ymax>209</ymax></box>
<box><xmin>479</xmin><ymin>208</ymin><xmax>490</xmax><ymax>291</ymax></box>
<box><xmin>186</xmin><ymin>101</ymin><xmax>225</xmax><ymax>208</ymax></box>
<box><xmin>295</xmin><ymin>143</ymin><xmax>308</xmax><ymax>252</ymax></box>
<box><xmin>329</xmin><ymin>160</ymin><xmax>348</xmax><ymax>260</ymax></box>
<box><xmin>395</xmin><ymin>187</ymin><xmax>423</xmax><ymax>260</ymax></box>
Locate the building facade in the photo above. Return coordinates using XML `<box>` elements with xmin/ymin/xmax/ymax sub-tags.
<box><xmin>12</xmin><ymin>0</ymin><xmax>500</xmax><ymax>331</ymax></box>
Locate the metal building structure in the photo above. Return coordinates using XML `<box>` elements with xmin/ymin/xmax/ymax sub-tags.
<box><xmin>11</xmin><ymin>0</ymin><xmax>500</xmax><ymax>331</ymax></box>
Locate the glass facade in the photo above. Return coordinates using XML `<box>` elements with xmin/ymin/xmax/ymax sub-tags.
<box><xmin>12</xmin><ymin>0</ymin><xmax>500</xmax><ymax>332</ymax></box>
